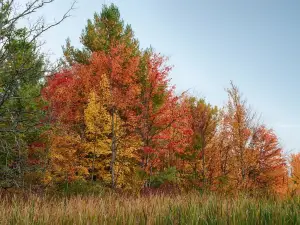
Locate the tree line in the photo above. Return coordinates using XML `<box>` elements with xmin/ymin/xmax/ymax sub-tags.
<box><xmin>1</xmin><ymin>1</ymin><xmax>300</xmax><ymax>196</ymax></box>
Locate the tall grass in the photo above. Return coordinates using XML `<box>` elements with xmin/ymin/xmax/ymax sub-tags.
<box><xmin>0</xmin><ymin>192</ymin><xmax>300</xmax><ymax>224</ymax></box>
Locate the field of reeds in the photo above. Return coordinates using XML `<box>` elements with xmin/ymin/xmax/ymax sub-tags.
<box><xmin>0</xmin><ymin>192</ymin><xmax>300</xmax><ymax>225</ymax></box>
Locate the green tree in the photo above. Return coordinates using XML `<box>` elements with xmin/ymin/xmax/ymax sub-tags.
<box><xmin>0</xmin><ymin>28</ymin><xmax>45</xmax><ymax>189</ymax></box>
<box><xmin>62</xmin><ymin>3</ymin><xmax>139</xmax><ymax>67</ymax></box>
<box><xmin>0</xmin><ymin>0</ymin><xmax>75</xmax><ymax>189</ymax></box>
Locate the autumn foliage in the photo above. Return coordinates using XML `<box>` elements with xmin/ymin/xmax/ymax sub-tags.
<box><xmin>19</xmin><ymin>4</ymin><xmax>294</xmax><ymax>197</ymax></box>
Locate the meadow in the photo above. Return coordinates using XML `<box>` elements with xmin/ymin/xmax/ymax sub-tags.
<box><xmin>1</xmin><ymin>192</ymin><xmax>300</xmax><ymax>225</ymax></box>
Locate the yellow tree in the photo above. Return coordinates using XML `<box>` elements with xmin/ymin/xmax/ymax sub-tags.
<box><xmin>209</xmin><ymin>109</ymin><xmax>235</xmax><ymax>192</ymax></box>
<box><xmin>84</xmin><ymin>74</ymin><xmax>140</xmax><ymax>189</ymax></box>
<box><xmin>45</xmin><ymin>129</ymin><xmax>86</xmax><ymax>185</ymax></box>
<box><xmin>225</xmin><ymin>82</ymin><xmax>256</xmax><ymax>189</ymax></box>
<box><xmin>210</xmin><ymin>82</ymin><xmax>259</xmax><ymax>192</ymax></box>
<box><xmin>290</xmin><ymin>153</ymin><xmax>300</xmax><ymax>196</ymax></box>
<box><xmin>212</xmin><ymin>83</ymin><xmax>287</xmax><ymax>195</ymax></box>
<box><xmin>84</xmin><ymin>78</ymin><xmax>112</xmax><ymax>184</ymax></box>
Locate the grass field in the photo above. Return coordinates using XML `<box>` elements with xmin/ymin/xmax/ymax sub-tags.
<box><xmin>1</xmin><ymin>192</ymin><xmax>300</xmax><ymax>225</ymax></box>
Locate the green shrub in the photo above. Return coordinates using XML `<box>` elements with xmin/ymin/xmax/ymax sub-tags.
<box><xmin>149</xmin><ymin>167</ymin><xmax>178</xmax><ymax>188</ymax></box>
<box><xmin>57</xmin><ymin>180</ymin><xmax>107</xmax><ymax>196</ymax></box>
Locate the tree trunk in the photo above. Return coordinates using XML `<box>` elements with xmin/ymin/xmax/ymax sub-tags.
<box><xmin>110</xmin><ymin>109</ymin><xmax>117</xmax><ymax>189</ymax></box>
<box><xmin>91</xmin><ymin>135</ymin><xmax>96</xmax><ymax>182</ymax></box>
<box><xmin>202</xmin><ymin>146</ymin><xmax>206</xmax><ymax>187</ymax></box>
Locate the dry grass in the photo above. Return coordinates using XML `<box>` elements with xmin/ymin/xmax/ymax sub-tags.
<box><xmin>0</xmin><ymin>192</ymin><xmax>300</xmax><ymax>224</ymax></box>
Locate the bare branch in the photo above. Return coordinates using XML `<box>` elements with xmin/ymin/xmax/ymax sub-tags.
<box><xmin>29</xmin><ymin>1</ymin><xmax>76</xmax><ymax>44</ymax></box>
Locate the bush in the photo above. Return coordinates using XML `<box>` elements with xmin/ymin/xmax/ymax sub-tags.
<box><xmin>56</xmin><ymin>180</ymin><xmax>108</xmax><ymax>196</ymax></box>
<box><xmin>149</xmin><ymin>167</ymin><xmax>178</xmax><ymax>188</ymax></box>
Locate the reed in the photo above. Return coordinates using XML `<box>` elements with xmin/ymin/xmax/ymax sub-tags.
<box><xmin>0</xmin><ymin>192</ymin><xmax>300</xmax><ymax>224</ymax></box>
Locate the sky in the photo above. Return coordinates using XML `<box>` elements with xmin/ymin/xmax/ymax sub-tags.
<box><xmin>21</xmin><ymin>0</ymin><xmax>300</xmax><ymax>154</ymax></box>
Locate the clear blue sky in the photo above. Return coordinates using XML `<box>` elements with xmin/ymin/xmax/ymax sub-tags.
<box><xmin>33</xmin><ymin>0</ymin><xmax>300</xmax><ymax>153</ymax></box>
